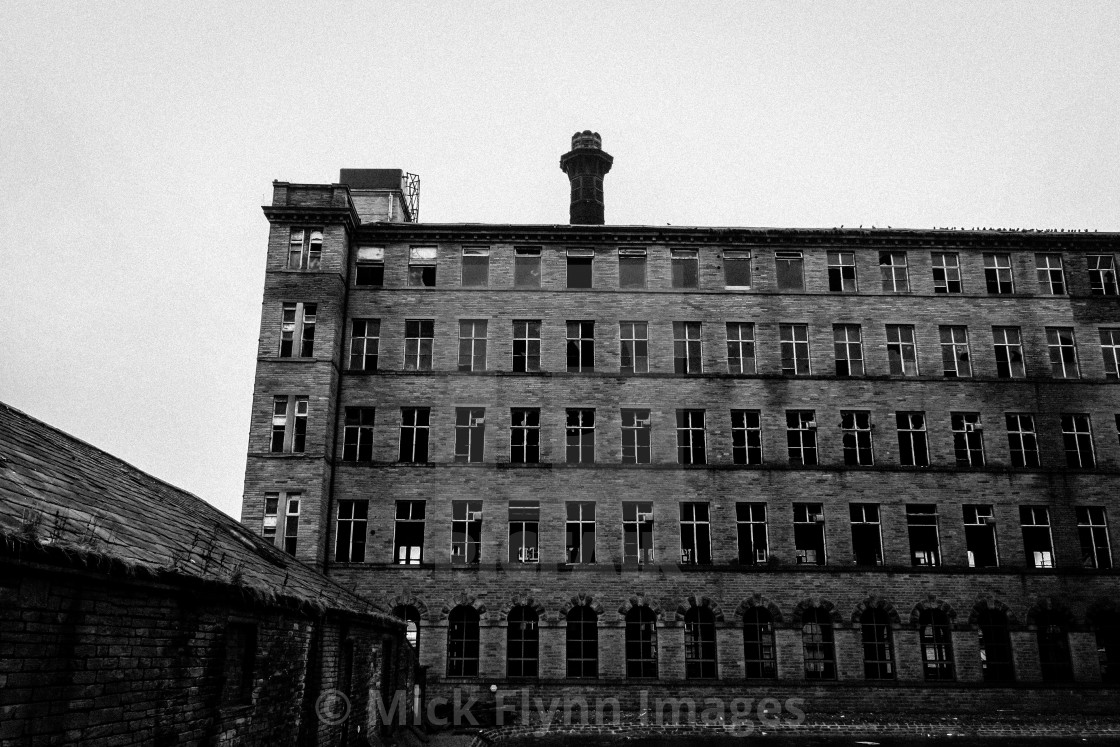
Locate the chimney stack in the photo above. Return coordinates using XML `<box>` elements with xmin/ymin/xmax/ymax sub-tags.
<box><xmin>560</xmin><ymin>131</ymin><xmax>613</xmax><ymax>225</ymax></box>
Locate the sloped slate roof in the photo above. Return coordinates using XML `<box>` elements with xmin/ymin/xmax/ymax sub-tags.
<box><xmin>0</xmin><ymin>402</ymin><xmax>396</xmax><ymax>624</ymax></box>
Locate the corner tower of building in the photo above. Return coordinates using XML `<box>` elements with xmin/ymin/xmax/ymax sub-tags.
<box><xmin>560</xmin><ymin>130</ymin><xmax>613</xmax><ymax>225</ymax></box>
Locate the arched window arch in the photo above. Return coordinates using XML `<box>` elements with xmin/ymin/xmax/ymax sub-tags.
<box><xmin>860</xmin><ymin>608</ymin><xmax>894</xmax><ymax>680</ymax></box>
<box><xmin>566</xmin><ymin>606</ymin><xmax>598</xmax><ymax>678</ymax></box>
<box><xmin>506</xmin><ymin>606</ymin><xmax>539</xmax><ymax>678</ymax></box>
<box><xmin>392</xmin><ymin>604</ymin><xmax>421</xmax><ymax>658</ymax></box>
<box><xmin>918</xmin><ymin>608</ymin><xmax>955</xmax><ymax>680</ymax></box>
<box><xmin>802</xmin><ymin>607</ymin><xmax>835</xmax><ymax>680</ymax></box>
<box><xmin>625</xmin><ymin>607</ymin><xmax>658</xmax><ymax>679</ymax></box>
<box><xmin>742</xmin><ymin>607</ymin><xmax>776</xmax><ymax>678</ymax></box>
<box><xmin>447</xmin><ymin>606</ymin><xmax>480</xmax><ymax>677</ymax></box>
<box><xmin>684</xmin><ymin>606</ymin><xmax>718</xmax><ymax>679</ymax></box>
<box><xmin>976</xmin><ymin>608</ymin><xmax>1014</xmax><ymax>682</ymax></box>
<box><xmin>1035</xmin><ymin>608</ymin><xmax>1072</xmax><ymax>682</ymax></box>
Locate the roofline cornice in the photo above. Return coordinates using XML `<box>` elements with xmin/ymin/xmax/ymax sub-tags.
<box><xmin>262</xmin><ymin>205</ymin><xmax>360</xmax><ymax>231</ymax></box>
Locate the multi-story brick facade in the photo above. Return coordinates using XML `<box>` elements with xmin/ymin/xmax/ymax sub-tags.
<box><xmin>243</xmin><ymin>134</ymin><xmax>1120</xmax><ymax>721</ymax></box>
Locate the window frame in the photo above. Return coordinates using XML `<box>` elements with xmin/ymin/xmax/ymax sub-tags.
<box><xmin>565</xmin><ymin>606</ymin><xmax>599</xmax><ymax>678</ymax></box>
<box><xmin>514</xmin><ymin>247</ymin><xmax>542</xmax><ymax>288</ymax></box>
<box><xmin>1100</xmin><ymin>329</ymin><xmax>1120</xmax><ymax>378</ymax></box>
<box><xmin>565</xmin><ymin>501</ymin><xmax>596</xmax><ymax>563</ymax></box>
<box><xmin>398</xmin><ymin>407</ymin><xmax>430</xmax><ymax>463</ymax></box>
<box><xmin>679</xmin><ymin>502</ymin><xmax>712</xmax><ymax>565</ymax></box>
<box><xmin>457</xmin><ymin>319</ymin><xmax>488</xmax><ymax>372</ymax></box>
<box><xmin>509</xmin><ymin>408</ymin><xmax>540</xmax><ymax>464</ymax></box>
<box><xmin>833</xmin><ymin>324</ymin><xmax>864</xmax><ymax>377</ymax></box>
<box><xmin>447</xmin><ymin>606</ymin><xmax>480</xmax><ymax>677</ymax></box>
<box><xmin>1045</xmin><ymin>327</ymin><xmax>1080</xmax><ymax>379</ymax></box>
<box><xmin>619</xmin><ymin>321</ymin><xmax>649</xmax><ymax>374</ymax></box>
<box><xmin>840</xmin><ymin>410</ymin><xmax>874</xmax><ymax>466</ymax></box>
<box><xmin>565</xmin><ymin>408</ymin><xmax>596</xmax><ymax>464</ymax></box>
<box><xmin>355</xmin><ymin>246</ymin><xmax>384</xmax><ymax>287</ymax></box>
<box><xmin>1061</xmin><ymin>413</ymin><xmax>1095</xmax><ymax>468</ymax></box>
<box><xmin>1088</xmin><ymin>254</ymin><xmax>1119</xmax><ymax>295</ymax></box>
<box><xmin>861</xmin><ymin>608</ymin><xmax>895</xmax><ymax>680</ymax></box>
<box><xmin>931</xmin><ymin>252</ymin><xmax>962</xmax><ymax>293</ymax></box>
<box><xmin>827</xmin><ymin>250</ymin><xmax>857</xmax><ymax>292</ymax></box>
<box><xmin>675</xmin><ymin>409</ymin><xmax>707</xmax><ymax>465</ymax></box>
<box><xmin>683</xmin><ymin>607</ymin><xmax>718</xmax><ymax>679</ymax></box>
<box><xmin>731</xmin><ymin>409</ymin><xmax>763</xmax><ymax>465</ymax></box>
<box><xmin>404</xmin><ymin>319</ymin><xmax>435</xmax><ymax>371</ymax></box>
<box><xmin>963</xmin><ymin>505</ymin><xmax>999</xmax><ymax>568</ymax></box>
<box><xmin>939</xmin><ymin>325</ymin><xmax>971</xmax><ymax>378</ymax></box>
<box><xmin>334</xmin><ymin>499</ymin><xmax>368</xmax><ymax>563</ymax></box>
<box><xmin>506</xmin><ymin>605</ymin><xmax>540</xmax><ymax>678</ymax></box>
<box><xmin>1020</xmin><ymin>505</ymin><xmax>1055</xmax><ymax>568</ymax></box>
<box><xmin>566</xmin><ymin>249</ymin><xmax>594</xmax><ymax>289</ymax></box>
<box><xmin>512</xmin><ymin>320</ymin><xmax>542</xmax><ymax>373</ymax></box>
<box><xmin>620</xmin><ymin>408</ymin><xmax>652</xmax><ymax>464</ymax></box>
<box><xmin>618</xmin><ymin>248</ymin><xmax>647</xmax><ymax>289</ymax></box>
<box><xmin>1076</xmin><ymin>506</ymin><xmax>1112</xmax><ymax>570</ymax></box>
<box><xmin>393</xmin><ymin>500</ymin><xmax>425</xmax><ymax>565</ymax></box>
<box><xmin>726</xmin><ymin>322</ymin><xmax>756</xmax><ymax>374</ymax></box>
<box><xmin>775</xmin><ymin>250</ymin><xmax>804</xmax><ymax>291</ymax></box>
<box><xmin>287</xmin><ymin>228</ymin><xmax>323</xmax><ymax>271</ymax></box>
<box><xmin>779</xmin><ymin>323</ymin><xmax>811</xmax><ymax>375</ymax></box>
<box><xmin>793</xmin><ymin>503</ymin><xmax>826</xmax><ymax>565</ymax></box>
<box><xmin>1035</xmin><ymin>253</ymin><xmax>1066</xmax><ymax>295</ymax></box>
<box><xmin>566</xmin><ymin>320</ymin><xmax>595</xmax><ymax>372</ymax></box>
<box><xmin>879</xmin><ymin>251</ymin><xmax>910</xmax><ymax>293</ymax></box>
<box><xmin>454</xmin><ymin>407</ymin><xmax>486</xmax><ymax>463</ymax></box>
<box><xmin>407</xmin><ymin>246</ymin><xmax>438</xmax><ymax>287</ymax></box>
<box><xmin>671</xmin><ymin>249</ymin><xmax>699</xmax><ymax>289</ymax></box>
<box><xmin>450</xmin><ymin>500</ymin><xmax>482</xmax><ymax>564</ymax></box>
<box><xmin>983</xmin><ymin>252</ymin><xmax>1014</xmax><ymax>294</ymax></box>
<box><xmin>886</xmin><ymin>324</ymin><xmax>919</xmax><ymax>376</ymax></box>
<box><xmin>723</xmin><ymin>249</ymin><xmax>752</xmax><ymax>288</ymax></box>
<box><xmin>896</xmin><ymin>411</ymin><xmax>929</xmax><ymax>467</ymax></box>
<box><xmin>461</xmin><ymin>246</ymin><xmax>490</xmax><ymax>287</ymax></box>
<box><xmin>992</xmin><ymin>326</ymin><xmax>1026</xmax><ymax>378</ymax></box>
<box><xmin>508</xmin><ymin>499</ymin><xmax>540</xmax><ymax>563</ymax></box>
<box><xmin>280</xmin><ymin>302</ymin><xmax>316</xmax><ymax>358</ymax></box>
<box><xmin>673</xmin><ymin>321</ymin><xmax>703</xmax><ymax>374</ymax></box>
<box><xmin>907</xmin><ymin>504</ymin><xmax>942</xmax><ymax>567</ymax></box>
<box><xmin>951</xmin><ymin>412</ymin><xmax>985</xmax><ymax>467</ymax></box>
<box><xmin>349</xmin><ymin>318</ymin><xmax>380</xmax><ymax>371</ymax></box>
<box><xmin>786</xmin><ymin>410</ymin><xmax>818</xmax><ymax>466</ymax></box>
<box><xmin>622</xmin><ymin>501</ymin><xmax>655</xmax><ymax>565</ymax></box>
<box><xmin>735</xmin><ymin>502</ymin><xmax>769</xmax><ymax>565</ymax></box>
<box><xmin>342</xmin><ymin>406</ymin><xmax>375</xmax><ymax>462</ymax></box>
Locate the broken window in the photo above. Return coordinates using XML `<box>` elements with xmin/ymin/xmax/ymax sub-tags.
<box><xmin>833</xmin><ymin>324</ymin><xmax>864</xmax><ymax>376</ymax></box>
<box><xmin>506</xmin><ymin>605</ymin><xmax>539</xmax><ymax>678</ymax></box>
<box><xmin>349</xmin><ymin>319</ymin><xmax>380</xmax><ymax>371</ymax></box>
<box><xmin>977</xmin><ymin>608</ymin><xmax>1014</xmax><ymax>682</ymax></box>
<box><xmin>786</xmin><ymin>410</ymin><xmax>817</xmax><ymax>466</ymax></box>
<box><xmin>684</xmin><ymin>607</ymin><xmax>718</xmax><ymax>679</ymax></box>
<box><xmin>679</xmin><ymin>502</ymin><xmax>712</xmax><ymax>565</ymax></box>
<box><xmin>619</xmin><ymin>321</ymin><xmax>649</xmax><ymax>373</ymax></box>
<box><xmin>446</xmin><ymin>606</ymin><xmax>480</xmax><ymax>677</ymax></box>
<box><xmin>931</xmin><ymin>252</ymin><xmax>962</xmax><ymax>293</ymax></box>
<box><xmin>618</xmin><ymin>248</ymin><xmax>647</xmax><ymax>288</ymax></box>
<box><xmin>287</xmin><ymin>228</ymin><xmax>322</xmax><ymax>270</ymax></box>
<box><xmin>280</xmin><ymin>302</ymin><xmax>316</xmax><ymax>358</ymax></box>
<box><xmin>509</xmin><ymin>408</ymin><xmax>540</xmax><ymax>464</ymax></box>
<box><xmin>407</xmin><ymin>246</ymin><xmax>437</xmax><ymax>286</ymax></box>
<box><xmin>919</xmin><ymin>609</ymin><xmax>955</xmax><ymax>680</ymax></box>
<box><xmin>907</xmin><ymin>504</ymin><xmax>941</xmax><ymax>566</ymax></box>
<box><xmin>1046</xmin><ymin>327</ymin><xmax>1080</xmax><ymax>378</ymax></box>
<box><xmin>625</xmin><ymin>607</ymin><xmax>658</xmax><ymax>679</ymax></box>
<box><xmin>939</xmin><ymin>325</ymin><xmax>971</xmax><ymax>378</ymax></box>
<box><xmin>736</xmin><ymin>502</ymin><xmax>768</xmax><ymax>565</ymax></box>
<box><xmin>1062</xmin><ymin>413</ymin><xmax>1095</xmax><ymax>468</ymax></box>
<box><xmin>849</xmin><ymin>503</ymin><xmax>883</xmax><ymax>566</ymax></box>
<box><xmin>514</xmin><ymin>247</ymin><xmax>541</xmax><ymax>287</ymax></box>
<box><xmin>623</xmin><ymin>501</ymin><xmax>655</xmax><ymax>565</ymax></box>
<box><xmin>951</xmin><ymin>412</ymin><xmax>985</xmax><ymax>466</ymax></box>
<box><xmin>671</xmin><ymin>248</ymin><xmax>699</xmax><ymax>288</ymax></box>
<box><xmin>621</xmin><ymin>408</ymin><xmax>652</xmax><ymax>464</ymax></box>
<box><xmin>342</xmin><ymin>407</ymin><xmax>375</xmax><ymax>462</ymax></box>
<box><xmin>673</xmin><ymin>321</ymin><xmax>703</xmax><ymax>374</ymax></box>
<box><xmin>1020</xmin><ymin>505</ymin><xmax>1054</xmax><ymax>568</ymax></box>
<box><xmin>886</xmin><ymin>324</ymin><xmax>918</xmax><ymax>376</ymax></box>
<box><xmin>393</xmin><ymin>500</ymin><xmax>425</xmax><ymax>564</ymax></box>
<box><xmin>566</xmin><ymin>320</ymin><xmax>595</xmax><ymax>372</ymax></box>
<box><xmin>879</xmin><ymin>251</ymin><xmax>909</xmax><ymax>292</ymax></box>
<box><xmin>566</xmin><ymin>408</ymin><xmax>595</xmax><ymax>464</ymax></box>
<box><xmin>827</xmin><ymin>250</ymin><xmax>857</xmax><ymax>292</ymax></box>
<box><xmin>993</xmin><ymin>326</ymin><xmax>1026</xmax><ymax>378</ymax></box>
<box><xmin>726</xmin><ymin>322</ymin><xmax>756</xmax><ymax>374</ymax></box>
<box><xmin>282</xmin><ymin>494</ymin><xmax>300</xmax><ymax>555</ymax></box>
<box><xmin>512</xmin><ymin>320</ymin><xmax>541</xmax><ymax>372</ymax></box>
<box><xmin>457</xmin><ymin>319</ymin><xmax>488</xmax><ymax>372</ymax></box>
<box><xmin>461</xmin><ymin>246</ymin><xmax>489</xmax><ymax>287</ymax></box>
<box><xmin>731</xmin><ymin>409</ymin><xmax>763</xmax><ymax>465</ymax></box>
<box><xmin>355</xmin><ymin>246</ymin><xmax>384</xmax><ymax>286</ymax></box>
<box><xmin>508</xmin><ymin>500</ymin><xmax>539</xmax><ymax>563</ymax></box>
<box><xmin>779</xmin><ymin>323</ymin><xmax>811</xmax><ymax>374</ymax></box>
<box><xmin>743</xmin><ymin>608</ymin><xmax>777</xmax><ymax>678</ymax></box>
<box><xmin>398</xmin><ymin>408</ymin><xmax>430</xmax><ymax>462</ymax></box>
<box><xmin>984</xmin><ymin>252</ymin><xmax>1014</xmax><ymax>294</ymax></box>
<box><xmin>963</xmin><ymin>505</ymin><xmax>999</xmax><ymax>568</ymax></box>
<box><xmin>450</xmin><ymin>501</ymin><xmax>482</xmax><ymax>564</ymax></box>
<box><xmin>794</xmin><ymin>503</ymin><xmax>826</xmax><ymax>565</ymax></box>
<box><xmin>566</xmin><ymin>248</ymin><xmax>593</xmax><ymax>288</ymax></box>
<box><xmin>270</xmin><ymin>395</ymin><xmax>307</xmax><ymax>453</ymax></box>
<box><xmin>454</xmin><ymin>407</ymin><xmax>485</xmax><ymax>463</ymax></box>
<box><xmin>404</xmin><ymin>319</ymin><xmax>434</xmax><ymax>371</ymax></box>
<box><xmin>1100</xmin><ymin>329</ymin><xmax>1120</xmax><ymax>378</ymax></box>
<box><xmin>724</xmin><ymin>249</ymin><xmax>752</xmax><ymax>287</ymax></box>
<box><xmin>775</xmin><ymin>250</ymin><xmax>804</xmax><ymax>290</ymax></box>
<box><xmin>896</xmin><ymin>411</ymin><xmax>929</xmax><ymax>467</ymax></box>
<box><xmin>1035</xmin><ymin>253</ymin><xmax>1065</xmax><ymax>295</ymax></box>
<box><xmin>802</xmin><ymin>607</ymin><xmax>836</xmax><ymax>679</ymax></box>
<box><xmin>1006</xmin><ymin>413</ymin><xmax>1040</xmax><ymax>467</ymax></box>
<box><xmin>565</xmin><ymin>501</ymin><xmax>596</xmax><ymax>563</ymax></box>
<box><xmin>262</xmin><ymin>493</ymin><xmax>279</xmax><ymax>544</ymax></box>
<box><xmin>566</xmin><ymin>606</ymin><xmax>599</xmax><ymax>677</ymax></box>
<box><xmin>1077</xmin><ymin>506</ymin><xmax>1112</xmax><ymax>569</ymax></box>
<box><xmin>675</xmin><ymin>409</ymin><xmax>706</xmax><ymax>465</ymax></box>
<box><xmin>861</xmin><ymin>608</ymin><xmax>895</xmax><ymax>680</ymax></box>
<box><xmin>841</xmin><ymin>410</ymin><xmax>874</xmax><ymax>466</ymax></box>
<box><xmin>1088</xmin><ymin>254</ymin><xmax>1119</xmax><ymax>295</ymax></box>
<box><xmin>334</xmin><ymin>499</ymin><xmax>367</xmax><ymax>563</ymax></box>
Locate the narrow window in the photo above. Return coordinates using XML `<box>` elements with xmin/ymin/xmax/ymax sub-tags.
<box><xmin>287</xmin><ymin>228</ymin><xmax>322</xmax><ymax>270</ymax></box>
<box><xmin>508</xmin><ymin>499</ymin><xmax>540</xmax><ymax>563</ymax></box>
<box><xmin>566</xmin><ymin>248</ymin><xmax>593</xmax><ymax>288</ymax></box>
<box><xmin>993</xmin><ymin>326</ymin><xmax>1026</xmax><ymax>378</ymax></box>
<box><xmin>931</xmin><ymin>252</ymin><xmax>962</xmax><ymax>293</ymax></box>
<box><xmin>509</xmin><ymin>408</ymin><xmax>540</xmax><ymax>464</ymax></box>
<box><xmin>1088</xmin><ymin>254</ymin><xmax>1119</xmax><ymax>295</ymax></box>
<box><xmin>355</xmin><ymin>246</ymin><xmax>384</xmax><ymax>286</ymax></box>
<box><xmin>619</xmin><ymin>321</ymin><xmax>649</xmax><ymax>373</ymax></box>
<box><xmin>671</xmin><ymin>249</ymin><xmax>699</xmax><ymax>288</ymax></box>
<box><xmin>724</xmin><ymin>249</ymin><xmax>752</xmax><ymax>287</ymax></box>
<box><xmin>618</xmin><ymin>248</ymin><xmax>647</xmax><ymax>288</ymax></box>
<box><xmin>679</xmin><ymin>502</ymin><xmax>712</xmax><ymax>565</ymax></box>
<box><xmin>625</xmin><ymin>607</ymin><xmax>658</xmax><ymax>678</ymax></box>
<box><xmin>879</xmin><ymin>251</ymin><xmax>909</xmax><ymax>292</ymax></box>
<box><xmin>342</xmin><ymin>406</ymin><xmax>375</xmax><ymax>462</ymax></box>
<box><xmin>786</xmin><ymin>410</ymin><xmax>817</xmax><ymax>466</ymax></box>
<box><xmin>939</xmin><ymin>325</ymin><xmax>971</xmax><ymax>378</ymax></box>
<box><xmin>454</xmin><ymin>407</ymin><xmax>485</xmax><ymax>463</ymax></box>
<box><xmin>1036</xmin><ymin>609</ymin><xmax>1073</xmax><ymax>682</ymax></box>
<box><xmin>735</xmin><ymin>502</ymin><xmax>768</xmax><ymax>564</ymax></box>
<box><xmin>222</xmin><ymin>623</ymin><xmax>257</xmax><ymax>706</ymax></box>
<box><xmin>1006</xmin><ymin>414</ymin><xmax>1040</xmax><ymax>467</ymax></box>
<box><xmin>1061</xmin><ymin>413</ymin><xmax>1095</xmax><ymax>468</ymax></box>
<box><xmin>447</xmin><ymin>606</ymin><xmax>480</xmax><ymax>677</ymax></box>
<box><xmin>1100</xmin><ymin>329</ymin><xmax>1120</xmax><ymax>378</ymax></box>
<box><xmin>1077</xmin><ymin>507</ymin><xmax>1112</xmax><ymax>569</ymax></box>
<box><xmin>283</xmin><ymin>495</ymin><xmax>300</xmax><ymax>555</ymax></box>
<box><xmin>919</xmin><ymin>609</ymin><xmax>955</xmax><ymax>680</ymax></box>
<box><xmin>450</xmin><ymin>501</ymin><xmax>482</xmax><ymax>564</ymax></box>
<box><xmin>404</xmin><ymin>319</ymin><xmax>434</xmax><ymax>371</ymax></box>
<box><xmin>457</xmin><ymin>320</ymin><xmax>488</xmax><ymax>372</ymax></box>
<box><xmin>684</xmin><ymin>607</ymin><xmax>718</xmax><ymax>679</ymax></box>
<box><xmin>1094</xmin><ymin>616</ymin><xmax>1120</xmax><ymax>683</ymax></box>
<box><xmin>984</xmin><ymin>252</ymin><xmax>1015</xmax><ymax>293</ymax></box>
<box><xmin>565</xmin><ymin>501</ymin><xmax>596</xmax><ymax>563</ymax></box>
<box><xmin>726</xmin><ymin>322</ymin><xmax>756</xmax><ymax>374</ymax></box>
<box><xmin>393</xmin><ymin>500</ymin><xmax>425</xmax><ymax>564</ymax></box>
<box><xmin>861</xmin><ymin>608</ymin><xmax>895</xmax><ymax>680</ymax></box>
<box><xmin>833</xmin><ymin>324</ymin><xmax>864</xmax><ymax>376</ymax></box>
<box><xmin>512</xmin><ymin>320</ymin><xmax>541</xmax><ymax>373</ymax></box>
<box><xmin>886</xmin><ymin>324</ymin><xmax>918</xmax><ymax>376</ymax></box>
<box><xmin>408</xmin><ymin>246</ymin><xmax>437</xmax><ymax>287</ymax></box>
<box><xmin>775</xmin><ymin>250</ymin><xmax>804</xmax><ymax>290</ymax></box>
<box><xmin>907</xmin><ymin>504</ymin><xmax>941</xmax><ymax>566</ymax></box>
<box><xmin>963</xmin><ymin>505</ymin><xmax>999</xmax><ymax>568</ymax></box>
<box><xmin>461</xmin><ymin>247</ymin><xmax>489</xmax><ymax>287</ymax></box>
<box><xmin>673</xmin><ymin>321</ymin><xmax>703</xmax><ymax>374</ymax></box>
<box><xmin>794</xmin><ymin>503</ymin><xmax>826</xmax><ymax>565</ymax></box>
<box><xmin>621</xmin><ymin>408</ymin><xmax>652</xmax><ymax>464</ymax></box>
<box><xmin>1020</xmin><ymin>506</ymin><xmax>1054</xmax><ymax>568</ymax></box>
<box><xmin>779</xmin><ymin>323</ymin><xmax>811</xmax><ymax>375</ymax></box>
<box><xmin>280</xmin><ymin>302</ymin><xmax>316</xmax><ymax>358</ymax></box>
<box><xmin>850</xmin><ymin>503</ymin><xmax>883</xmax><ymax>566</ymax></box>
<box><xmin>841</xmin><ymin>410</ymin><xmax>874</xmax><ymax>466</ymax></box>
<box><xmin>977</xmin><ymin>608</ymin><xmax>1015</xmax><ymax>682</ymax></box>
<box><xmin>566</xmin><ymin>607</ymin><xmax>599</xmax><ymax>678</ymax></box>
<box><xmin>731</xmin><ymin>409</ymin><xmax>763</xmax><ymax>465</ymax></box>
<box><xmin>565</xmin><ymin>408</ymin><xmax>595</xmax><ymax>464</ymax></box>
<box><xmin>896</xmin><ymin>411</ymin><xmax>929</xmax><ymax>467</ymax></box>
<box><xmin>623</xmin><ymin>501</ymin><xmax>655</xmax><ymax>565</ymax></box>
<box><xmin>398</xmin><ymin>408</ymin><xmax>430</xmax><ymax>462</ymax></box>
<box><xmin>802</xmin><ymin>607</ymin><xmax>836</xmax><ymax>679</ymax></box>
<box><xmin>743</xmin><ymin>608</ymin><xmax>777</xmax><ymax>678</ymax></box>
<box><xmin>349</xmin><ymin>319</ymin><xmax>380</xmax><ymax>371</ymax></box>
<box><xmin>393</xmin><ymin>605</ymin><xmax>421</xmax><ymax>655</ymax></box>
<box><xmin>566</xmin><ymin>321</ymin><xmax>595</xmax><ymax>372</ymax></box>
<box><xmin>1046</xmin><ymin>327</ymin><xmax>1080</xmax><ymax>378</ymax></box>
<box><xmin>827</xmin><ymin>250</ymin><xmax>856</xmax><ymax>292</ymax></box>
<box><xmin>675</xmin><ymin>409</ymin><xmax>706</xmax><ymax>465</ymax></box>
<box><xmin>335</xmin><ymin>499</ymin><xmax>368</xmax><ymax>563</ymax></box>
<box><xmin>951</xmin><ymin>412</ymin><xmax>985</xmax><ymax>467</ymax></box>
<box><xmin>262</xmin><ymin>493</ymin><xmax>279</xmax><ymax>543</ymax></box>
<box><xmin>514</xmin><ymin>247</ymin><xmax>542</xmax><ymax>287</ymax></box>
<box><xmin>270</xmin><ymin>395</ymin><xmax>308</xmax><ymax>453</ymax></box>
<box><xmin>1036</xmin><ymin>253</ymin><xmax>1065</xmax><ymax>295</ymax></box>
<box><xmin>506</xmin><ymin>606</ymin><xmax>539</xmax><ymax>678</ymax></box>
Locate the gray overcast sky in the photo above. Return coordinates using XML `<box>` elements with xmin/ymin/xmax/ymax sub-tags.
<box><xmin>2</xmin><ymin>1</ymin><xmax>1118</xmax><ymax>518</ymax></box>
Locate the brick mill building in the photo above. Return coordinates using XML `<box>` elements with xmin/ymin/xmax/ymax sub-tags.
<box><xmin>242</xmin><ymin>132</ymin><xmax>1120</xmax><ymax>720</ymax></box>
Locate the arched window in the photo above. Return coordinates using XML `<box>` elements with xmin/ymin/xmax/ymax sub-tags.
<box><xmin>566</xmin><ymin>606</ymin><xmax>598</xmax><ymax>678</ymax></box>
<box><xmin>1090</xmin><ymin>610</ymin><xmax>1120</xmax><ymax>683</ymax></box>
<box><xmin>506</xmin><ymin>606</ymin><xmax>539</xmax><ymax>678</ymax></box>
<box><xmin>447</xmin><ymin>606</ymin><xmax>480</xmax><ymax>677</ymax></box>
<box><xmin>1035</xmin><ymin>609</ymin><xmax>1072</xmax><ymax>682</ymax></box>
<box><xmin>976</xmin><ymin>608</ymin><xmax>1014</xmax><ymax>682</ymax></box>
<box><xmin>861</xmin><ymin>608</ymin><xmax>894</xmax><ymax>680</ymax></box>
<box><xmin>919</xmin><ymin>608</ymin><xmax>955</xmax><ymax>680</ymax></box>
<box><xmin>624</xmin><ymin>607</ymin><xmax>658</xmax><ymax>678</ymax></box>
<box><xmin>802</xmin><ymin>607</ymin><xmax>835</xmax><ymax>680</ymax></box>
<box><xmin>684</xmin><ymin>606</ymin><xmax>718</xmax><ymax>679</ymax></box>
<box><xmin>392</xmin><ymin>605</ymin><xmax>421</xmax><ymax>659</ymax></box>
<box><xmin>743</xmin><ymin>607</ymin><xmax>777</xmax><ymax>678</ymax></box>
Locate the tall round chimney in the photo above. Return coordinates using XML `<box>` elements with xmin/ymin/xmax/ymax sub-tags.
<box><xmin>560</xmin><ymin>131</ymin><xmax>614</xmax><ymax>225</ymax></box>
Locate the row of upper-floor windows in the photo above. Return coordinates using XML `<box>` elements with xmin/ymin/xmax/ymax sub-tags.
<box><xmin>268</xmin><ymin>400</ymin><xmax>1118</xmax><ymax>470</ymax></box>
<box><xmin>280</xmin><ymin>312</ymin><xmax>1120</xmax><ymax>381</ymax></box>
<box><xmin>283</xmin><ymin>229</ymin><xmax>1120</xmax><ymax>296</ymax></box>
